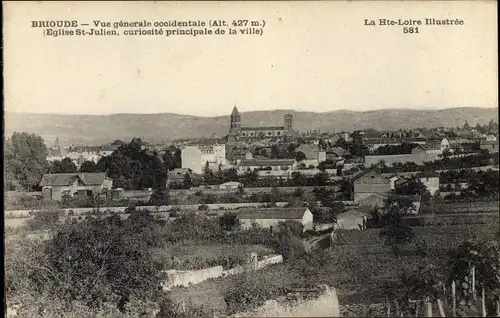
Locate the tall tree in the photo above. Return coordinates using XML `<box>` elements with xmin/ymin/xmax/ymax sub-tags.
<box><xmin>203</xmin><ymin>161</ymin><xmax>214</xmax><ymax>185</ymax></box>
<box><xmin>79</xmin><ymin>160</ymin><xmax>101</xmax><ymax>173</ymax></box>
<box><xmin>183</xmin><ymin>172</ymin><xmax>192</xmax><ymax>189</ymax></box>
<box><xmin>4</xmin><ymin>132</ymin><xmax>49</xmax><ymax>191</ymax></box>
<box><xmin>50</xmin><ymin>157</ymin><xmax>78</xmax><ymax>173</ymax></box>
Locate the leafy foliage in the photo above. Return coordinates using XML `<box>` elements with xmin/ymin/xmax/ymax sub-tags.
<box><xmin>4</xmin><ymin>132</ymin><xmax>49</xmax><ymax>191</ymax></box>
<box><xmin>96</xmin><ymin>138</ymin><xmax>170</xmax><ymax>190</ymax></box>
<box><xmin>49</xmin><ymin>157</ymin><xmax>78</xmax><ymax>173</ymax></box>
<box><xmin>219</xmin><ymin>213</ymin><xmax>240</xmax><ymax>231</ymax></box>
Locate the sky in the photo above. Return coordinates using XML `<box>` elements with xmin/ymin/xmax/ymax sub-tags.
<box><xmin>3</xmin><ymin>1</ymin><xmax>498</xmax><ymax>117</ymax></box>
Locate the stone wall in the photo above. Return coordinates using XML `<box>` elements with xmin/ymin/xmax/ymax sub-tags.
<box><xmin>162</xmin><ymin>266</ymin><xmax>224</xmax><ymax>290</ymax></box>
<box><xmin>162</xmin><ymin>254</ymin><xmax>284</xmax><ymax>291</ymax></box>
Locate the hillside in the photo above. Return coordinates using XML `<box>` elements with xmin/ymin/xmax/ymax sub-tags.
<box><xmin>4</xmin><ymin>107</ymin><xmax>498</xmax><ymax>146</ymax></box>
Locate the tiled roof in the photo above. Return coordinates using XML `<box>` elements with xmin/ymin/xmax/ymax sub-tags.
<box><xmin>481</xmin><ymin>140</ymin><xmax>499</xmax><ymax>145</ymax></box>
<box><xmin>239</xmin><ymin>159</ymin><xmax>295</xmax><ymax>166</ymax></box>
<box><xmin>241</xmin><ymin>126</ymin><xmax>285</xmax><ymax>131</ymax></box>
<box><xmin>234</xmin><ymin>208</ymin><xmax>308</xmax><ymax>220</ymax></box>
<box><xmin>295</xmin><ymin>144</ymin><xmax>320</xmax><ymax>159</ymax></box>
<box><xmin>39</xmin><ymin>173</ymin><xmax>109</xmax><ymax>187</ymax></box>
<box><xmin>417</xmin><ymin>171</ymin><xmax>440</xmax><ymax>178</ymax></box>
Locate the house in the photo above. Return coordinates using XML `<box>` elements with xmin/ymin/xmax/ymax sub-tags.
<box><xmin>39</xmin><ymin>172</ymin><xmax>113</xmax><ymax>201</ymax></box>
<box><xmin>364</xmin><ymin>145</ymin><xmax>439</xmax><ymax>167</ymax></box>
<box><xmin>416</xmin><ymin>171</ymin><xmax>440</xmax><ymax>195</ymax></box>
<box><xmin>235</xmin><ymin>208</ymin><xmax>314</xmax><ymax>232</ymax></box>
<box><xmin>480</xmin><ymin>140</ymin><xmax>499</xmax><ymax>153</ymax></box>
<box><xmin>167</xmin><ymin>168</ymin><xmax>192</xmax><ymax>186</ymax></box>
<box><xmin>181</xmin><ymin>144</ymin><xmax>226</xmax><ymax>174</ymax></box>
<box><xmin>294</xmin><ymin>144</ymin><xmax>326</xmax><ymax>168</ymax></box>
<box><xmin>237</xmin><ymin>159</ymin><xmax>295</xmax><ymax>174</ymax></box>
<box><xmin>485</xmin><ymin>134</ymin><xmax>498</xmax><ymax>142</ymax></box>
<box><xmin>336</xmin><ymin>210</ymin><xmax>368</xmax><ymax>230</ymax></box>
<box><xmin>219</xmin><ymin>181</ymin><xmax>242</xmax><ymax>190</ymax></box>
<box><xmin>352</xmin><ymin>170</ymin><xmax>391</xmax><ymax>203</ymax></box>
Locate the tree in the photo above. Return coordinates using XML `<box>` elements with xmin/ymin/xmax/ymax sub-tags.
<box><xmin>223</xmin><ymin>168</ymin><xmax>239</xmax><ymax>183</ymax></box>
<box><xmin>219</xmin><ymin>213</ymin><xmax>240</xmax><ymax>231</ymax></box>
<box><xmin>379</xmin><ymin>196</ymin><xmax>416</xmax><ymax>258</ymax></box>
<box><xmin>9</xmin><ymin>215</ymin><xmax>164</xmax><ymax>315</ymax></box>
<box><xmin>312</xmin><ymin>171</ymin><xmax>329</xmax><ymax>186</ymax></box>
<box><xmin>334</xmin><ymin>137</ymin><xmax>349</xmax><ymax>150</ymax></box>
<box><xmin>183</xmin><ymin>172</ymin><xmax>192</xmax><ymax>189</ymax></box>
<box><xmin>216</xmin><ymin>163</ymin><xmax>225</xmax><ymax>184</ymax></box>
<box><xmin>290</xmin><ymin>172</ymin><xmax>307</xmax><ymax>186</ymax></box>
<box><xmin>50</xmin><ymin>157</ymin><xmax>78</xmax><ymax>173</ymax></box>
<box><xmin>4</xmin><ymin>132</ymin><xmax>49</xmax><ymax>191</ymax></box>
<box><xmin>79</xmin><ymin>160</ymin><xmax>101</xmax><ymax>173</ymax></box>
<box><xmin>397</xmin><ymin>177</ymin><xmax>430</xmax><ymax>196</ymax></box>
<box><xmin>203</xmin><ymin>161</ymin><xmax>214</xmax><ymax>185</ymax></box>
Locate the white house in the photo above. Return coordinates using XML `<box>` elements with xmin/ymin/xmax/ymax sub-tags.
<box><xmin>237</xmin><ymin>159</ymin><xmax>296</xmax><ymax>174</ymax></box>
<box><xmin>219</xmin><ymin>181</ymin><xmax>242</xmax><ymax>190</ymax></box>
<box><xmin>181</xmin><ymin>144</ymin><xmax>226</xmax><ymax>174</ymax></box>
<box><xmin>336</xmin><ymin>210</ymin><xmax>368</xmax><ymax>230</ymax></box>
<box><xmin>416</xmin><ymin>171</ymin><xmax>440</xmax><ymax>195</ymax></box>
<box><xmin>235</xmin><ymin>208</ymin><xmax>314</xmax><ymax>232</ymax></box>
<box><xmin>294</xmin><ymin>144</ymin><xmax>327</xmax><ymax>168</ymax></box>
<box><xmin>39</xmin><ymin>172</ymin><xmax>113</xmax><ymax>201</ymax></box>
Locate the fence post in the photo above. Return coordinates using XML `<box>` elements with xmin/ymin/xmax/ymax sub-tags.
<box><xmin>426</xmin><ymin>298</ymin><xmax>433</xmax><ymax>317</ymax></box>
<box><xmin>452</xmin><ymin>280</ymin><xmax>456</xmax><ymax>317</ymax></box>
<box><xmin>437</xmin><ymin>299</ymin><xmax>446</xmax><ymax>317</ymax></box>
<box><xmin>481</xmin><ymin>288</ymin><xmax>486</xmax><ymax>317</ymax></box>
<box><xmin>472</xmin><ymin>266</ymin><xmax>476</xmax><ymax>300</ymax></box>
<box><xmin>387</xmin><ymin>299</ymin><xmax>391</xmax><ymax>318</ymax></box>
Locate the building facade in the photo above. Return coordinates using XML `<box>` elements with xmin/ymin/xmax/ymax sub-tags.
<box><xmin>181</xmin><ymin>144</ymin><xmax>226</xmax><ymax>174</ymax></box>
<box><xmin>227</xmin><ymin>106</ymin><xmax>294</xmax><ymax>141</ymax></box>
<box><xmin>39</xmin><ymin>172</ymin><xmax>113</xmax><ymax>201</ymax></box>
<box><xmin>352</xmin><ymin>170</ymin><xmax>391</xmax><ymax>203</ymax></box>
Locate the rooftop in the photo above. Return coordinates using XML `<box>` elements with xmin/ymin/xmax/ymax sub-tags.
<box><xmin>39</xmin><ymin>172</ymin><xmax>109</xmax><ymax>187</ymax></box>
<box><xmin>239</xmin><ymin>159</ymin><xmax>295</xmax><ymax>166</ymax></box>
<box><xmin>234</xmin><ymin>207</ymin><xmax>309</xmax><ymax>219</ymax></box>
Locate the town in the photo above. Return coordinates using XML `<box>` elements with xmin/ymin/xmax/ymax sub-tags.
<box><xmin>4</xmin><ymin>107</ymin><xmax>500</xmax><ymax>317</ymax></box>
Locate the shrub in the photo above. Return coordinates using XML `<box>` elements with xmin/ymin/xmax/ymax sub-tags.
<box><xmin>198</xmin><ymin>204</ymin><xmax>209</xmax><ymax>211</ymax></box>
<box><xmin>6</xmin><ymin>214</ymin><xmax>165</xmax><ymax>315</ymax></box>
<box><xmin>223</xmin><ymin>271</ymin><xmax>284</xmax><ymax>314</ymax></box>
<box><xmin>219</xmin><ymin>213</ymin><xmax>240</xmax><ymax>231</ymax></box>
<box><xmin>25</xmin><ymin>205</ymin><xmax>64</xmax><ymax>231</ymax></box>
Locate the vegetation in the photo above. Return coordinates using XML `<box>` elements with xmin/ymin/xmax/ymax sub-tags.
<box><xmin>4</xmin><ymin>132</ymin><xmax>49</xmax><ymax>191</ymax></box>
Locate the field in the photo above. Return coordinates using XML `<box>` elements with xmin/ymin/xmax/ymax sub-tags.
<box><xmin>168</xmin><ymin>220</ymin><xmax>499</xmax><ymax>316</ymax></box>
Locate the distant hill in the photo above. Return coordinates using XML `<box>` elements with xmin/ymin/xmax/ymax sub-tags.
<box><xmin>4</xmin><ymin>107</ymin><xmax>498</xmax><ymax>146</ymax></box>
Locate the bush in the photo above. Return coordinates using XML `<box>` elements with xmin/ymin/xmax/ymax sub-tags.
<box><xmin>223</xmin><ymin>271</ymin><xmax>284</xmax><ymax>314</ymax></box>
<box><xmin>26</xmin><ymin>205</ymin><xmax>64</xmax><ymax>231</ymax></box>
<box><xmin>219</xmin><ymin>213</ymin><xmax>240</xmax><ymax>231</ymax></box>
<box><xmin>198</xmin><ymin>204</ymin><xmax>209</xmax><ymax>211</ymax></box>
<box><xmin>6</xmin><ymin>214</ymin><xmax>165</xmax><ymax>315</ymax></box>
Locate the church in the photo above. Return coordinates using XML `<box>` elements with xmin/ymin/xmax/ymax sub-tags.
<box><xmin>227</xmin><ymin>106</ymin><xmax>294</xmax><ymax>141</ymax></box>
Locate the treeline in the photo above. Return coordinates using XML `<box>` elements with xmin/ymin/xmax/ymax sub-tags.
<box><xmin>372</xmin><ymin>143</ymin><xmax>419</xmax><ymax>155</ymax></box>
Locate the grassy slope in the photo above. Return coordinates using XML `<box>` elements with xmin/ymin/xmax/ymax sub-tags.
<box><xmin>168</xmin><ymin>222</ymin><xmax>499</xmax><ymax>315</ymax></box>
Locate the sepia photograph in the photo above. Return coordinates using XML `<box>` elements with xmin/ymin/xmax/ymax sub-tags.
<box><xmin>3</xmin><ymin>1</ymin><xmax>499</xmax><ymax>317</ymax></box>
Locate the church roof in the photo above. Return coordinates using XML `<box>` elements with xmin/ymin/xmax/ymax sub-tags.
<box><xmin>242</xmin><ymin>126</ymin><xmax>285</xmax><ymax>131</ymax></box>
<box><xmin>231</xmin><ymin>106</ymin><xmax>240</xmax><ymax>117</ymax></box>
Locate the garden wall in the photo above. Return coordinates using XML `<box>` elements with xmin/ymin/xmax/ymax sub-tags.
<box><xmin>162</xmin><ymin>254</ymin><xmax>284</xmax><ymax>291</ymax></box>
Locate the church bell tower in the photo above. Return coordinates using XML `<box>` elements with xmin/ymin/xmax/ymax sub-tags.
<box><xmin>229</xmin><ymin>106</ymin><xmax>241</xmax><ymax>140</ymax></box>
